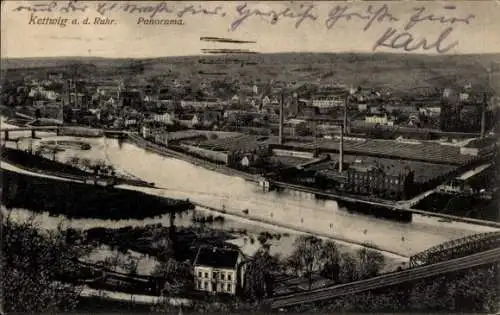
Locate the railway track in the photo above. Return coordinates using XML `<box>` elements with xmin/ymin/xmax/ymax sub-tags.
<box><xmin>267</xmin><ymin>247</ymin><xmax>500</xmax><ymax>310</ymax></box>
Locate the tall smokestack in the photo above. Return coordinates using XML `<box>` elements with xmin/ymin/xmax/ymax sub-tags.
<box><xmin>279</xmin><ymin>93</ymin><xmax>284</xmax><ymax>145</ymax></box>
<box><xmin>66</xmin><ymin>79</ymin><xmax>71</xmax><ymax>106</ymax></box>
<box><xmin>339</xmin><ymin>93</ymin><xmax>348</xmax><ymax>173</ymax></box>
<box><xmin>339</xmin><ymin>124</ymin><xmax>344</xmax><ymax>173</ymax></box>
<box><xmin>344</xmin><ymin>93</ymin><xmax>349</xmax><ymax>136</ymax></box>
<box><xmin>481</xmin><ymin>94</ymin><xmax>486</xmax><ymax>139</ymax></box>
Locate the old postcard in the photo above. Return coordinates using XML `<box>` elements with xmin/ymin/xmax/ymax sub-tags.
<box><xmin>1</xmin><ymin>0</ymin><xmax>499</xmax><ymax>313</ymax></box>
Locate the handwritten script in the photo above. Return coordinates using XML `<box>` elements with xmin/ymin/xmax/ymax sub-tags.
<box><xmin>12</xmin><ymin>1</ymin><xmax>476</xmax><ymax>54</ymax></box>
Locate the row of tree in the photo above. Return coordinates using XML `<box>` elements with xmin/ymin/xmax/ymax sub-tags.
<box><xmin>244</xmin><ymin>235</ymin><xmax>385</xmax><ymax>301</ymax></box>
<box><xmin>67</xmin><ymin>157</ymin><xmax>116</xmax><ymax>177</ymax></box>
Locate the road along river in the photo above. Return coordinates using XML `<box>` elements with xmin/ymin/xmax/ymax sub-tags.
<box><xmin>1</xmin><ymin>122</ymin><xmax>497</xmax><ymax>258</ymax></box>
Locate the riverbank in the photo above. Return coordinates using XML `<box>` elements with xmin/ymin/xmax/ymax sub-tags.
<box><xmin>127</xmin><ymin>133</ymin><xmax>260</xmax><ymax>182</ymax></box>
<box><xmin>192</xmin><ymin>202</ymin><xmax>409</xmax><ymax>260</ymax></box>
<box><xmin>1</xmin><ymin>146</ymin><xmax>156</xmax><ymax>188</ymax></box>
<box><xmin>1</xmin><ymin>169</ymin><xmax>194</xmax><ymax>220</ymax></box>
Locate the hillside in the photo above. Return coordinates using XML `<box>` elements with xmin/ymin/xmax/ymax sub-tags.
<box><xmin>2</xmin><ymin>53</ymin><xmax>499</xmax><ymax>95</ymax></box>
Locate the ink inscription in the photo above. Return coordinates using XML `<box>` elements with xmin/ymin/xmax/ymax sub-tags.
<box><xmin>12</xmin><ymin>1</ymin><xmax>477</xmax><ymax>54</ymax></box>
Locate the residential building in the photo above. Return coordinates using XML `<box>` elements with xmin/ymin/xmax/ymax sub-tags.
<box><xmin>311</xmin><ymin>95</ymin><xmax>344</xmax><ymax>109</ymax></box>
<box><xmin>152</xmin><ymin>112</ymin><xmax>176</xmax><ymax>125</ymax></box>
<box><xmin>365</xmin><ymin>114</ymin><xmax>394</xmax><ymax>126</ymax></box>
<box><xmin>180</xmin><ymin>99</ymin><xmax>219</xmax><ymax>109</ymax></box>
<box><xmin>283</xmin><ymin>119</ymin><xmax>308</xmax><ymax>137</ymax></box>
<box><xmin>178</xmin><ymin>114</ymin><xmax>196</xmax><ymax>128</ymax></box>
<box><xmin>357</xmin><ymin>103</ymin><xmax>368</xmax><ymax>112</ymax></box>
<box><xmin>262</xmin><ymin>96</ymin><xmax>271</xmax><ymax>107</ymax></box>
<box><xmin>193</xmin><ymin>246</ymin><xmax>246</xmax><ymax>296</ymax></box>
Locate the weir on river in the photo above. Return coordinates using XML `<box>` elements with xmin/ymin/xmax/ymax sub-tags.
<box><xmin>1</xmin><ymin>122</ymin><xmax>497</xmax><ymax>257</ymax></box>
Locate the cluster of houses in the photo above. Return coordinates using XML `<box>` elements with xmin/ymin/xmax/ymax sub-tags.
<box><xmin>7</xmin><ymin>69</ymin><xmax>494</xmax><ymax>136</ymax></box>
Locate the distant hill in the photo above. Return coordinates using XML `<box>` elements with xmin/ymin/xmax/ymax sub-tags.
<box><xmin>2</xmin><ymin>53</ymin><xmax>499</xmax><ymax>95</ymax></box>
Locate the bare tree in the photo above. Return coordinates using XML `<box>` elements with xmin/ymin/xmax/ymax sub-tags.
<box><xmin>244</xmin><ymin>245</ymin><xmax>280</xmax><ymax>301</ymax></box>
<box><xmin>68</xmin><ymin>156</ymin><xmax>81</xmax><ymax>168</ymax></box>
<box><xmin>321</xmin><ymin>240</ymin><xmax>341</xmax><ymax>281</ymax></box>
<box><xmin>338</xmin><ymin>252</ymin><xmax>357</xmax><ymax>283</ymax></box>
<box><xmin>287</xmin><ymin>235</ymin><xmax>324</xmax><ymax>290</ymax></box>
<box><xmin>355</xmin><ymin>248</ymin><xmax>385</xmax><ymax>280</ymax></box>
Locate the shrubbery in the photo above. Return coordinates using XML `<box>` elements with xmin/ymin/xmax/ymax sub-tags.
<box><xmin>2</xmin><ymin>213</ymin><xmax>94</xmax><ymax>313</ymax></box>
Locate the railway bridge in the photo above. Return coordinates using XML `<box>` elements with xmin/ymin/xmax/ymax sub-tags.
<box><xmin>266</xmin><ymin>232</ymin><xmax>500</xmax><ymax>310</ymax></box>
<box><xmin>0</xmin><ymin>126</ymin><xmax>129</xmax><ymax>140</ymax></box>
<box><xmin>409</xmin><ymin>230</ymin><xmax>500</xmax><ymax>267</ymax></box>
<box><xmin>0</xmin><ymin>126</ymin><xmax>62</xmax><ymax>140</ymax></box>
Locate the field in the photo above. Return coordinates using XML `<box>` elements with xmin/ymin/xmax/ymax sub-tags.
<box><xmin>3</xmin><ymin>53</ymin><xmax>500</xmax><ymax>96</ymax></box>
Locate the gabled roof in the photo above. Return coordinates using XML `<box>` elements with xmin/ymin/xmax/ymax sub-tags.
<box><xmin>193</xmin><ymin>246</ymin><xmax>240</xmax><ymax>269</ymax></box>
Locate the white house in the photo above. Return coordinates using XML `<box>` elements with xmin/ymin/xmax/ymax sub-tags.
<box><xmin>311</xmin><ymin>97</ymin><xmax>344</xmax><ymax>109</ymax></box>
<box><xmin>152</xmin><ymin>112</ymin><xmax>175</xmax><ymax>125</ymax></box>
<box><xmin>262</xmin><ymin>96</ymin><xmax>271</xmax><ymax>107</ymax></box>
<box><xmin>459</xmin><ymin>92</ymin><xmax>470</xmax><ymax>101</ymax></box>
<box><xmin>193</xmin><ymin>246</ymin><xmax>246</xmax><ymax>296</ymax></box>
<box><xmin>357</xmin><ymin>103</ymin><xmax>368</xmax><ymax>112</ymax></box>
<box><xmin>365</xmin><ymin>114</ymin><xmax>394</xmax><ymax>126</ymax></box>
<box><xmin>252</xmin><ymin>85</ymin><xmax>259</xmax><ymax>95</ymax></box>
<box><xmin>231</xmin><ymin>94</ymin><xmax>240</xmax><ymax>103</ymax></box>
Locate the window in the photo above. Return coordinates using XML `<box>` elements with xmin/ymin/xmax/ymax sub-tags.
<box><xmin>204</xmin><ymin>272</ymin><xmax>208</xmax><ymax>278</ymax></box>
<box><xmin>395</xmin><ymin>179</ymin><xmax>399</xmax><ymax>184</ymax></box>
<box><xmin>198</xmin><ymin>271</ymin><xmax>202</xmax><ymax>278</ymax></box>
<box><xmin>213</xmin><ymin>272</ymin><xmax>218</xmax><ymax>279</ymax></box>
<box><xmin>197</xmin><ymin>280</ymin><xmax>202</xmax><ymax>289</ymax></box>
<box><xmin>221</xmin><ymin>272</ymin><xmax>225</xmax><ymax>280</ymax></box>
<box><xmin>227</xmin><ymin>283</ymin><xmax>232</xmax><ymax>292</ymax></box>
<box><xmin>227</xmin><ymin>273</ymin><xmax>232</xmax><ymax>281</ymax></box>
<box><xmin>204</xmin><ymin>281</ymin><xmax>208</xmax><ymax>290</ymax></box>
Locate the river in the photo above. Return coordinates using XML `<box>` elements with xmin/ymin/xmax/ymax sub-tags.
<box><xmin>1</xmin><ymin>120</ymin><xmax>497</xmax><ymax>257</ymax></box>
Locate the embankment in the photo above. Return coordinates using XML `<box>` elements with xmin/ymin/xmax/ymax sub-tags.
<box><xmin>1</xmin><ymin>169</ymin><xmax>194</xmax><ymax>220</ymax></box>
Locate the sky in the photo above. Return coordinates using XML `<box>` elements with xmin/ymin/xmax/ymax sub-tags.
<box><xmin>2</xmin><ymin>1</ymin><xmax>500</xmax><ymax>58</ymax></box>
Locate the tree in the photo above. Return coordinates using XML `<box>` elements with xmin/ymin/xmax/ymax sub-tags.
<box><xmin>355</xmin><ymin>248</ymin><xmax>385</xmax><ymax>280</ymax></box>
<box><xmin>152</xmin><ymin>258</ymin><xmax>193</xmax><ymax>296</ymax></box>
<box><xmin>338</xmin><ymin>252</ymin><xmax>357</xmax><ymax>283</ymax></box>
<box><xmin>321</xmin><ymin>240</ymin><xmax>340</xmax><ymax>281</ymax></box>
<box><xmin>244</xmin><ymin>245</ymin><xmax>279</xmax><ymax>301</ymax></box>
<box><xmin>287</xmin><ymin>235</ymin><xmax>324</xmax><ymax>290</ymax></box>
<box><xmin>68</xmin><ymin>156</ymin><xmax>81</xmax><ymax>168</ymax></box>
<box><xmin>79</xmin><ymin>158</ymin><xmax>92</xmax><ymax>172</ymax></box>
<box><xmin>2</xmin><ymin>213</ymin><xmax>94</xmax><ymax>313</ymax></box>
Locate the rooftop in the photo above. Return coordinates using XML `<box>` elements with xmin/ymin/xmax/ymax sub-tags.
<box><xmin>463</xmin><ymin>137</ymin><xmax>496</xmax><ymax>149</ymax></box>
<box><xmin>193</xmin><ymin>246</ymin><xmax>241</xmax><ymax>269</ymax></box>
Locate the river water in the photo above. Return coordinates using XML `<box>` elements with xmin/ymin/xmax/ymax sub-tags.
<box><xmin>1</xmin><ymin>120</ymin><xmax>497</xmax><ymax>257</ymax></box>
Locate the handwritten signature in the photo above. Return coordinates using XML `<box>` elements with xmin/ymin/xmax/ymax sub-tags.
<box><xmin>12</xmin><ymin>1</ymin><xmax>476</xmax><ymax>54</ymax></box>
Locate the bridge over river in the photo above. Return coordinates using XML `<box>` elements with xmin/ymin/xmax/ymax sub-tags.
<box><xmin>266</xmin><ymin>232</ymin><xmax>500</xmax><ymax>310</ymax></box>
